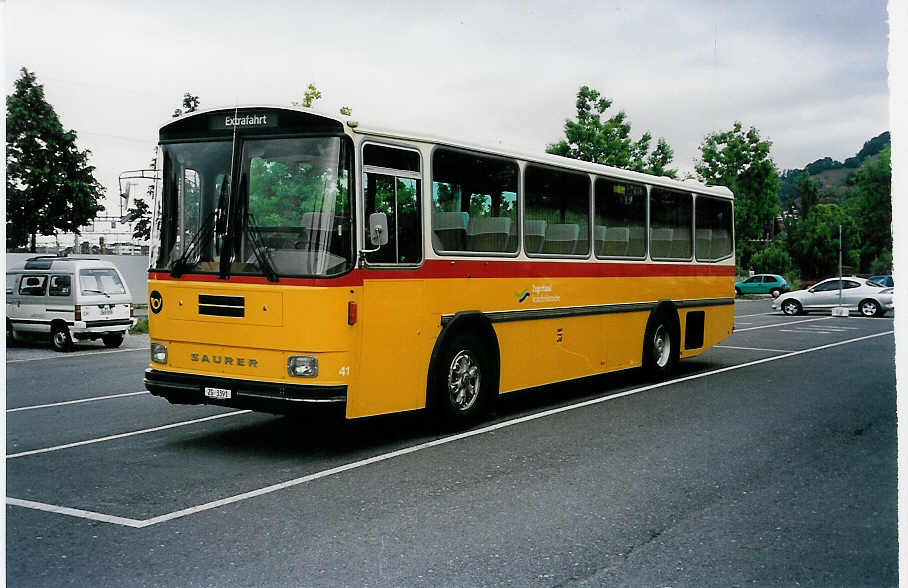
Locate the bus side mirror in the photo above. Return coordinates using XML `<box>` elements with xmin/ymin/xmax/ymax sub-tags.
<box><xmin>368</xmin><ymin>213</ymin><xmax>389</xmax><ymax>247</ymax></box>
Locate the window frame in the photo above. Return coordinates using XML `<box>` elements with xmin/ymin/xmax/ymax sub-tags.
<box><xmin>693</xmin><ymin>194</ymin><xmax>735</xmax><ymax>263</ymax></box>
<box><xmin>593</xmin><ymin>176</ymin><xmax>648</xmax><ymax>261</ymax></box>
<box><xmin>361</xmin><ymin>140</ymin><xmax>425</xmax><ymax>269</ymax></box>
<box><xmin>429</xmin><ymin>145</ymin><xmax>520</xmax><ymax>258</ymax></box>
<box><xmin>523</xmin><ymin>163</ymin><xmax>592</xmax><ymax>259</ymax></box>
<box><xmin>649</xmin><ymin>187</ymin><xmax>694</xmax><ymax>262</ymax></box>
<box><xmin>18</xmin><ymin>273</ymin><xmax>48</xmax><ymax>296</ymax></box>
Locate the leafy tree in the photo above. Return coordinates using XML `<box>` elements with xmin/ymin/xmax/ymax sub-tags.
<box><xmin>172</xmin><ymin>92</ymin><xmax>200</xmax><ymax>118</ymax></box>
<box><xmin>547</xmin><ymin>86</ymin><xmax>677</xmax><ymax>178</ymax></box>
<box><xmin>292</xmin><ymin>83</ymin><xmax>322</xmax><ymax>108</ymax></box>
<box><xmin>695</xmin><ymin>122</ymin><xmax>780</xmax><ymax>268</ymax></box>
<box><xmin>786</xmin><ymin>203</ymin><xmax>860</xmax><ymax>279</ymax></box>
<box><xmin>6</xmin><ymin>67</ymin><xmax>105</xmax><ymax>251</ymax></box>
<box><xmin>846</xmin><ymin>145</ymin><xmax>891</xmax><ymax>271</ymax></box>
<box><xmin>796</xmin><ymin>172</ymin><xmax>820</xmax><ymax>219</ymax></box>
<box><xmin>750</xmin><ymin>241</ymin><xmax>792</xmax><ymax>276</ymax></box>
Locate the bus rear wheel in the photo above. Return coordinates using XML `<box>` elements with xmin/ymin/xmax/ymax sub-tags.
<box><xmin>642</xmin><ymin>311</ymin><xmax>678</xmax><ymax>379</ymax></box>
<box><xmin>431</xmin><ymin>334</ymin><xmax>490</xmax><ymax>428</ymax></box>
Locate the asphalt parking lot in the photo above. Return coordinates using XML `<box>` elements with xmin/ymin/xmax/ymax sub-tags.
<box><xmin>5</xmin><ymin>299</ymin><xmax>897</xmax><ymax>587</ymax></box>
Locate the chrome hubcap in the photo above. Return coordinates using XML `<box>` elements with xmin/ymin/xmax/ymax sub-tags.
<box><xmin>783</xmin><ymin>302</ymin><xmax>797</xmax><ymax>315</ymax></box>
<box><xmin>53</xmin><ymin>330</ymin><xmax>67</xmax><ymax>347</ymax></box>
<box><xmin>447</xmin><ymin>350</ymin><xmax>480</xmax><ymax>411</ymax></box>
<box><xmin>861</xmin><ymin>302</ymin><xmax>877</xmax><ymax>316</ymax></box>
<box><xmin>653</xmin><ymin>325</ymin><xmax>671</xmax><ymax>368</ymax></box>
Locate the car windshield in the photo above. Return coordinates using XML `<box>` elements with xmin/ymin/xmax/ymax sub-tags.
<box><xmin>79</xmin><ymin>269</ymin><xmax>126</xmax><ymax>295</ymax></box>
<box><xmin>152</xmin><ymin>136</ymin><xmax>353</xmax><ymax>278</ymax></box>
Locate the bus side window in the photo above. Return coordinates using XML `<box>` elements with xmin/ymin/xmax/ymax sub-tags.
<box><xmin>594</xmin><ymin>178</ymin><xmax>646</xmax><ymax>258</ymax></box>
<box><xmin>431</xmin><ymin>148</ymin><xmax>518</xmax><ymax>254</ymax></box>
<box><xmin>525</xmin><ymin>164</ymin><xmax>590</xmax><ymax>257</ymax></box>
<box><xmin>650</xmin><ymin>187</ymin><xmax>692</xmax><ymax>260</ymax></box>
<box><xmin>362</xmin><ymin>144</ymin><xmax>422</xmax><ymax>265</ymax></box>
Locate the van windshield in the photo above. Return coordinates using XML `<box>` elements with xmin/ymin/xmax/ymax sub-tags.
<box><xmin>79</xmin><ymin>269</ymin><xmax>126</xmax><ymax>296</ymax></box>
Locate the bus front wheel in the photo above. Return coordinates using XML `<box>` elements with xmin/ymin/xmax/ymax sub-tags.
<box><xmin>431</xmin><ymin>334</ymin><xmax>491</xmax><ymax>428</ymax></box>
<box><xmin>642</xmin><ymin>311</ymin><xmax>678</xmax><ymax>379</ymax></box>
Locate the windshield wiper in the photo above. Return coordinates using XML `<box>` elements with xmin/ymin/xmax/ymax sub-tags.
<box><xmin>82</xmin><ymin>289</ymin><xmax>110</xmax><ymax>298</ymax></box>
<box><xmin>171</xmin><ymin>210</ymin><xmax>218</xmax><ymax>278</ymax></box>
<box><xmin>244</xmin><ymin>213</ymin><xmax>279</xmax><ymax>282</ymax></box>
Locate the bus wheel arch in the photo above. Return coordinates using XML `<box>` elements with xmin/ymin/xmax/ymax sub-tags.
<box><xmin>642</xmin><ymin>301</ymin><xmax>680</xmax><ymax>379</ymax></box>
<box><xmin>427</xmin><ymin>312</ymin><xmax>500</xmax><ymax>427</ymax></box>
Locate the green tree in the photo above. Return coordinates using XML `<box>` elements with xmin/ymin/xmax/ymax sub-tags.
<box><xmin>547</xmin><ymin>86</ymin><xmax>677</xmax><ymax>178</ymax></box>
<box><xmin>292</xmin><ymin>83</ymin><xmax>322</xmax><ymax>108</ymax></box>
<box><xmin>846</xmin><ymin>145</ymin><xmax>891</xmax><ymax>272</ymax></box>
<box><xmin>6</xmin><ymin>67</ymin><xmax>105</xmax><ymax>251</ymax></box>
<box><xmin>695</xmin><ymin>122</ymin><xmax>780</xmax><ymax>268</ymax></box>
<box><xmin>786</xmin><ymin>203</ymin><xmax>860</xmax><ymax>279</ymax></box>
<box><xmin>172</xmin><ymin>92</ymin><xmax>200</xmax><ymax>118</ymax></box>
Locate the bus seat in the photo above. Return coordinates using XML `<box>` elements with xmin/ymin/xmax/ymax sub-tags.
<box><xmin>696</xmin><ymin>228</ymin><xmax>712</xmax><ymax>259</ymax></box>
<box><xmin>575</xmin><ymin>222</ymin><xmax>590</xmax><ymax>255</ymax></box>
<box><xmin>432</xmin><ymin>211</ymin><xmax>469</xmax><ymax>251</ymax></box>
<box><xmin>594</xmin><ymin>225</ymin><xmax>607</xmax><ymax>256</ymax></box>
<box><xmin>524</xmin><ymin>219</ymin><xmax>547</xmax><ymax>254</ymax></box>
<box><xmin>671</xmin><ymin>226</ymin><xmax>691</xmax><ymax>258</ymax></box>
<box><xmin>467</xmin><ymin>217</ymin><xmax>511</xmax><ymax>252</ymax></box>
<box><xmin>542</xmin><ymin>223</ymin><xmax>579</xmax><ymax>255</ymax></box>
<box><xmin>650</xmin><ymin>227</ymin><xmax>673</xmax><ymax>258</ymax></box>
<box><xmin>628</xmin><ymin>226</ymin><xmax>645</xmax><ymax>257</ymax></box>
<box><xmin>603</xmin><ymin>227</ymin><xmax>629</xmax><ymax>257</ymax></box>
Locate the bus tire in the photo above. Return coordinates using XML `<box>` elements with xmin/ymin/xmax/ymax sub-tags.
<box><xmin>51</xmin><ymin>322</ymin><xmax>73</xmax><ymax>352</ymax></box>
<box><xmin>430</xmin><ymin>333</ymin><xmax>491</xmax><ymax>428</ymax></box>
<box><xmin>642</xmin><ymin>308</ymin><xmax>679</xmax><ymax>379</ymax></box>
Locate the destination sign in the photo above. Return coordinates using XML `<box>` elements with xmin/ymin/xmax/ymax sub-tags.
<box><xmin>209</xmin><ymin>113</ymin><xmax>278</xmax><ymax>130</ymax></box>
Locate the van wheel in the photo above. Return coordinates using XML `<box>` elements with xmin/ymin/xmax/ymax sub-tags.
<box><xmin>102</xmin><ymin>334</ymin><xmax>124</xmax><ymax>348</ymax></box>
<box><xmin>431</xmin><ymin>334</ymin><xmax>491</xmax><ymax>428</ymax></box>
<box><xmin>642</xmin><ymin>310</ymin><xmax>678</xmax><ymax>379</ymax></box>
<box><xmin>51</xmin><ymin>323</ymin><xmax>73</xmax><ymax>352</ymax></box>
<box><xmin>7</xmin><ymin>320</ymin><xmax>16</xmax><ymax>346</ymax></box>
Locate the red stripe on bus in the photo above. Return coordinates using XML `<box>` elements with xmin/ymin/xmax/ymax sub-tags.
<box><xmin>149</xmin><ymin>261</ymin><xmax>733</xmax><ymax>287</ymax></box>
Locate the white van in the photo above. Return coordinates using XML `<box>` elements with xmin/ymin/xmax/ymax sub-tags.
<box><xmin>6</xmin><ymin>256</ymin><xmax>135</xmax><ymax>351</ymax></box>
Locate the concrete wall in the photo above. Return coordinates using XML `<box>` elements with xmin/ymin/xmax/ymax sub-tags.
<box><xmin>6</xmin><ymin>254</ymin><xmax>151</xmax><ymax>304</ymax></box>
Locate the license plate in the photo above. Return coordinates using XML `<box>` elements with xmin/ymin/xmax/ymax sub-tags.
<box><xmin>204</xmin><ymin>387</ymin><xmax>232</xmax><ymax>400</ymax></box>
<box><xmin>100</xmin><ymin>306</ymin><xmax>113</xmax><ymax>316</ymax></box>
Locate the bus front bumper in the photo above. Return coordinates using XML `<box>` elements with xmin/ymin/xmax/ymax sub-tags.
<box><xmin>144</xmin><ymin>368</ymin><xmax>346</xmax><ymax>413</ymax></box>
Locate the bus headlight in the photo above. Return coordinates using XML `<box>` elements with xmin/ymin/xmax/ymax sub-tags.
<box><xmin>288</xmin><ymin>356</ymin><xmax>318</xmax><ymax>377</ymax></box>
<box><xmin>151</xmin><ymin>343</ymin><xmax>168</xmax><ymax>364</ymax></box>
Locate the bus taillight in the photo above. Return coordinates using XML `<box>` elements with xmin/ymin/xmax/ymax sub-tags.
<box><xmin>348</xmin><ymin>301</ymin><xmax>357</xmax><ymax>326</ymax></box>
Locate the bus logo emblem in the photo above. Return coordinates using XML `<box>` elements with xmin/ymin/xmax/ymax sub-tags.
<box><xmin>515</xmin><ymin>288</ymin><xmax>530</xmax><ymax>303</ymax></box>
<box><xmin>150</xmin><ymin>290</ymin><xmax>163</xmax><ymax>314</ymax></box>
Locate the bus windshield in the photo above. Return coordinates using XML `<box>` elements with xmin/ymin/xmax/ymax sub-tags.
<box><xmin>154</xmin><ymin>136</ymin><xmax>353</xmax><ymax>278</ymax></box>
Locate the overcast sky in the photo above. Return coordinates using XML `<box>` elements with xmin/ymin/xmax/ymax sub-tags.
<box><xmin>4</xmin><ymin>0</ymin><xmax>891</xmax><ymax>214</ymax></box>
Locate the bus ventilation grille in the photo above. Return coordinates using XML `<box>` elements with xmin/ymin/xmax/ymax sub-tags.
<box><xmin>198</xmin><ymin>294</ymin><xmax>245</xmax><ymax>318</ymax></box>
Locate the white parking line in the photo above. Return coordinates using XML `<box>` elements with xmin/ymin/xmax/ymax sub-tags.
<box><xmin>6</xmin><ymin>410</ymin><xmax>251</xmax><ymax>459</ymax></box>
<box><xmin>5</xmin><ymin>329</ymin><xmax>893</xmax><ymax>528</ymax></box>
<box><xmin>7</xmin><ymin>391</ymin><xmax>149</xmax><ymax>413</ymax></box>
<box><xmin>714</xmin><ymin>345</ymin><xmax>795</xmax><ymax>353</ymax></box>
<box><xmin>6</xmin><ymin>347</ymin><xmax>149</xmax><ymax>363</ymax></box>
<box><xmin>734</xmin><ymin>317</ymin><xmax>833</xmax><ymax>332</ymax></box>
<box><xmin>734</xmin><ymin>312</ymin><xmax>776</xmax><ymax>318</ymax></box>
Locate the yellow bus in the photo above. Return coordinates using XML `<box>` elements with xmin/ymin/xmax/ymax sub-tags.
<box><xmin>143</xmin><ymin>105</ymin><xmax>735</xmax><ymax>426</ymax></box>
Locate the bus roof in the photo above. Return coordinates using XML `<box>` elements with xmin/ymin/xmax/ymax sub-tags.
<box><xmin>164</xmin><ymin>105</ymin><xmax>734</xmax><ymax>199</ymax></box>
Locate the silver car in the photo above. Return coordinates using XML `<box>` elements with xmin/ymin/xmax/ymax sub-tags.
<box><xmin>772</xmin><ymin>276</ymin><xmax>894</xmax><ymax>317</ymax></box>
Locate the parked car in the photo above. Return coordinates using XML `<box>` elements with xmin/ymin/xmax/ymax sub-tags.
<box><xmin>735</xmin><ymin>274</ymin><xmax>789</xmax><ymax>298</ymax></box>
<box><xmin>867</xmin><ymin>274</ymin><xmax>894</xmax><ymax>288</ymax></box>
<box><xmin>772</xmin><ymin>276</ymin><xmax>894</xmax><ymax>317</ymax></box>
<box><xmin>6</xmin><ymin>256</ymin><xmax>135</xmax><ymax>351</ymax></box>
